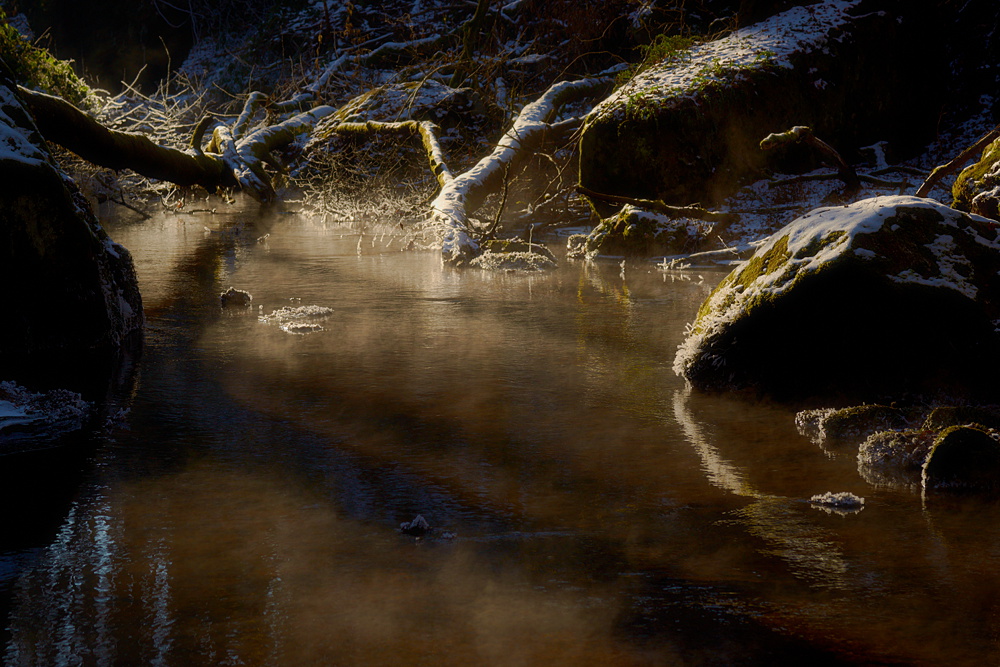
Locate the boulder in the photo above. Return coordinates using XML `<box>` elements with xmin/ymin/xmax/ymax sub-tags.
<box><xmin>674</xmin><ymin>196</ymin><xmax>1000</xmax><ymax>401</ymax></box>
<box><xmin>579</xmin><ymin>0</ymin><xmax>936</xmax><ymax>208</ymax></box>
<box><xmin>922</xmin><ymin>425</ymin><xmax>1000</xmax><ymax>493</ymax></box>
<box><xmin>952</xmin><ymin>137</ymin><xmax>1000</xmax><ymax>221</ymax></box>
<box><xmin>0</xmin><ymin>76</ymin><xmax>143</xmax><ymax>388</ymax></box>
<box><xmin>571</xmin><ymin>205</ymin><xmax>712</xmax><ymax>258</ymax></box>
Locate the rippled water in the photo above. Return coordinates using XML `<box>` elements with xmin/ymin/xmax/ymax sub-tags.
<box><xmin>4</xmin><ymin>205</ymin><xmax>1000</xmax><ymax>665</ymax></box>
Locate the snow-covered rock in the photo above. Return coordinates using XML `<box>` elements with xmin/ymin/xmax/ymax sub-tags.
<box><xmin>579</xmin><ymin>0</ymin><xmax>936</xmax><ymax>207</ymax></box>
<box><xmin>572</xmin><ymin>204</ymin><xmax>713</xmax><ymax>258</ymax></box>
<box><xmin>0</xmin><ymin>76</ymin><xmax>143</xmax><ymax>374</ymax></box>
<box><xmin>674</xmin><ymin>196</ymin><xmax>1000</xmax><ymax>401</ymax></box>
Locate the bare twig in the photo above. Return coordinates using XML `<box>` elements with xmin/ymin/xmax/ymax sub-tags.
<box><xmin>576</xmin><ymin>185</ymin><xmax>739</xmax><ymax>224</ymax></box>
<box><xmin>760</xmin><ymin>125</ymin><xmax>860</xmax><ymax>194</ymax></box>
<box><xmin>915</xmin><ymin>123</ymin><xmax>1000</xmax><ymax>197</ymax></box>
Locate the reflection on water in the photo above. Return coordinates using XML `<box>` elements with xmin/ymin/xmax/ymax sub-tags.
<box><xmin>4</xmin><ymin>206</ymin><xmax>1000</xmax><ymax>665</ymax></box>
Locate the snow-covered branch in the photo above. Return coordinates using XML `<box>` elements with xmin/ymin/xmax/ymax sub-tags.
<box><xmin>431</xmin><ymin>76</ymin><xmax>613</xmax><ymax>264</ymax></box>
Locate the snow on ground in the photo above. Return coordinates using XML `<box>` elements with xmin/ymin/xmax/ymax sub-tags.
<box><xmin>0</xmin><ymin>381</ymin><xmax>92</xmax><ymax>442</ymax></box>
<box><xmin>0</xmin><ymin>86</ymin><xmax>49</xmax><ymax>166</ymax></box>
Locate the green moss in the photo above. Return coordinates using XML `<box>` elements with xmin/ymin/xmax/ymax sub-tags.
<box><xmin>923</xmin><ymin>406</ymin><xmax>1000</xmax><ymax>432</ymax></box>
<box><xmin>952</xmin><ymin>138</ymin><xmax>1000</xmax><ymax>211</ymax></box>
<box><xmin>616</xmin><ymin>34</ymin><xmax>696</xmax><ymax>89</ymax></box>
<box><xmin>0</xmin><ymin>10</ymin><xmax>91</xmax><ymax>106</ymax></box>
<box><xmin>820</xmin><ymin>404</ymin><xmax>910</xmax><ymax>441</ymax></box>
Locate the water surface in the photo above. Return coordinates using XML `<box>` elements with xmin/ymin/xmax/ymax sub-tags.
<box><xmin>4</xmin><ymin>206</ymin><xmax>1000</xmax><ymax>665</ymax></box>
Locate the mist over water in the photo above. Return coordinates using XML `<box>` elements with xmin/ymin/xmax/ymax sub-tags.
<box><xmin>4</xmin><ymin>205</ymin><xmax>1000</xmax><ymax>665</ymax></box>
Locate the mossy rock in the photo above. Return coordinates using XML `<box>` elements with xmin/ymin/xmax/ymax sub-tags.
<box><xmin>579</xmin><ymin>1</ymin><xmax>937</xmax><ymax>208</ymax></box>
<box><xmin>577</xmin><ymin>205</ymin><xmax>711</xmax><ymax>258</ymax></box>
<box><xmin>922</xmin><ymin>425</ymin><xmax>1000</xmax><ymax>492</ymax></box>
<box><xmin>952</xmin><ymin>137</ymin><xmax>1000</xmax><ymax>221</ymax></box>
<box><xmin>813</xmin><ymin>404</ymin><xmax>910</xmax><ymax>443</ymax></box>
<box><xmin>674</xmin><ymin>196</ymin><xmax>1000</xmax><ymax>401</ymax></box>
<box><xmin>858</xmin><ymin>429</ymin><xmax>936</xmax><ymax>489</ymax></box>
<box><xmin>922</xmin><ymin>406</ymin><xmax>1000</xmax><ymax>432</ymax></box>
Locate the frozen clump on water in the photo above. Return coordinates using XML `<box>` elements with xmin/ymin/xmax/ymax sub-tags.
<box><xmin>259</xmin><ymin>305</ymin><xmax>334</xmax><ymax>334</ymax></box>
<box><xmin>470</xmin><ymin>251</ymin><xmax>556</xmax><ymax>272</ymax></box>
<box><xmin>280</xmin><ymin>322</ymin><xmax>325</xmax><ymax>334</ymax></box>
<box><xmin>808</xmin><ymin>491</ymin><xmax>865</xmax><ymax>515</ymax></box>
<box><xmin>0</xmin><ymin>381</ymin><xmax>91</xmax><ymax>446</ymax></box>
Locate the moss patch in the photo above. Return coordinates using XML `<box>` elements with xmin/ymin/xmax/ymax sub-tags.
<box><xmin>0</xmin><ymin>11</ymin><xmax>91</xmax><ymax>106</ymax></box>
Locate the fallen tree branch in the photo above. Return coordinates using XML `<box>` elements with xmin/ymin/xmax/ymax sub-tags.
<box><xmin>915</xmin><ymin>123</ymin><xmax>1000</xmax><ymax>197</ymax></box>
<box><xmin>430</xmin><ymin>76</ymin><xmax>614</xmax><ymax>264</ymax></box>
<box><xmin>20</xmin><ymin>85</ymin><xmax>335</xmax><ymax>202</ymax></box>
<box><xmin>577</xmin><ymin>185</ymin><xmax>740</xmax><ymax>224</ymax></box>
<box><xmin>331</xmin><ymin>119</ymin><xmax>454</xmax><ymax>188</ymax></box>
<box><xmin>760</xmin><ymin>125</ymin><xmax>860</xmax><ymax>194</ymax></box>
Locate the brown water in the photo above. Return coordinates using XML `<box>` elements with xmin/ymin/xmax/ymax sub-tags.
<box><xmin>4</xmin><ymin>206</ymin><xmax>1000</xmax><ymax>666</ymax></box>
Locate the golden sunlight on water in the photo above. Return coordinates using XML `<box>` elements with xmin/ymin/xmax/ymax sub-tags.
<box><xmin>5</xmin><ymin>206</ymin><xmax>1000</xmax><ymax>665</ymax></box>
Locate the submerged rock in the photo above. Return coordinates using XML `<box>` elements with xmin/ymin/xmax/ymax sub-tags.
<box><xmin>674</xmin><ymin>196</ymin><xmax>1000</xmax><ymax>402</ymax></box>
<box><xmin>0</xmin><ymin>380</ymin><xmax>92</xmax><ymax>452</ymax></box>
<box><xmin>259</xmin><ymin>304</ymin><xmax>334</xmax><ymax>334</ymax></box>
<box><xmin>808</xmin><ymin>491</ymin><xmax>865</xmax><ymax>515</ymax></box>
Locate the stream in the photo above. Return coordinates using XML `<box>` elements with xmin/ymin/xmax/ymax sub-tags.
<box><xmin>4</xmin><ymin>204</ymin><xmax>1000</xmax><ymax>665</ymax></box>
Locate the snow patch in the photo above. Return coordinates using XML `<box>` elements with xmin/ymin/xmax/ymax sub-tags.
<box><xmin>889</xmin><ymin>234</ymin><xmax>978</xmax><ymax>300</ymax></box>
<box><xmin>0</xmin><ymin>381</ymin><xmax>91</xmax><ymax>439</ymax></box>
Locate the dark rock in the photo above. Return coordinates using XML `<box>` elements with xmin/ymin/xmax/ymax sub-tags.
<box><xmin>922</xmin><ymin>425</ymin><xmax>1000</xmax><ymax>493</ymax></box>
<box><xmin>922</xmin><ymin>406</ymin><xmax>1000</xmax><ymax>432</ymax></box>
<box><xmin>674</xmin><ymin>196</ymin><xmax>1000</xmax><ymax>402</ymax></box>
<box><xmin>399</xmin><ymin>515</ymin><xmax>431</xmax><ymax>536</ymax></box>
<box><xmin>220</xmin><ymin>287</ymin><xmax>253</xmax><ymax>309</ymax></box>
<box><xmin>579</xmin><ymin>0</ymin><xmax>937</xmax><ymax>209</ymax></box>
<box><xmin>0</xmin><ymin>77</ymin><xmax>143</xmax><ymax>388</ymax></box>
